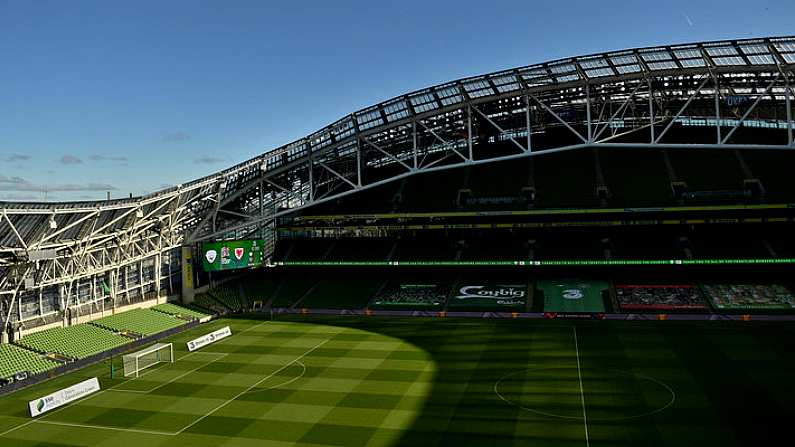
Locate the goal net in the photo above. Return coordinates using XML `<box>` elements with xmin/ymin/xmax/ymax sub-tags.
<box><xmin>122</xmin><ymin>343</ymin><xmax>174</xmax><ymax>378</ymax></box>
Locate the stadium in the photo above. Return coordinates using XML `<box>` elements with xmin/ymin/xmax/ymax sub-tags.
<box><xmin>2</xmin><ymin>35</ymin><xmax>795</xmax><ymax>446</ymax></box>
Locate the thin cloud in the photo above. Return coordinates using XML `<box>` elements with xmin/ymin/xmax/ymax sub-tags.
<box><xmin>3</xmin><ymin>154</ymin><xmax>31</xmax><ymax>162</ymax></box>
<box><xmin>89</xmin><ymin>154</ymin><xmax>129</xmax><ymax>162</ymax></box>
<box><xmin>0</xmin><ymin>175</ymin><xmax>116</xmax><ymax>192</ymax></box>
<box><xmin>0</xmin><ymin>175</ymin><xmax>27</xmax><ymax>185</ymax></box>
<box><xmin>59</xmin><ymin>154</ymin><xmax>83</xmax><ymax>165</ymax></box>
<box><xmin>163</xmin><ymin>131</ymin><xmax>191</xmax><ymax>142</ymax></box>
<box><xmin>0</xmin><ymin>193</ymin><xmax>40</xmax><ymax>201</ymax></box>
<box><xmin>194</xmin><ymin>156</ymin><xmax>224</xmax><ymax>165</ymax></box>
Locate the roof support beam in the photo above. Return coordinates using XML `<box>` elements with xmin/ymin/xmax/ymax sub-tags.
<box><xmin>362</xmin><ymin>136</ymin><xmax>413</xmax><ymax>172</ymax></box>
<box><xmin>32</xmin><ymin>210</ymin><xmax>99</xmax><ymax>249</ymax></box>
<box><xmin>721</xmin><ymin>74</ymin><xmax>781</xmax><ymax>145</ymax></box>
<box><xmin>416</xmin><ymin>119</ymin><xmax>468</xmax><ymax>163</ymax></box>
<box><xmin>593</xmin><ymin>81</ymin><xmax>646</xmax><ymax>141</ymax></box>
<box><xmin>529</xmin><ymin>94</ymin><xmax>588</xmax><ymax>143</ymax></box>
<box><xmin>2</xmin><ymin>211</ymin><xmax>28</xmax><ymax>250</ymax></box>
<box><xmin>655</xmin><ymin>75</ymin><xmax>711</xmax><ymax>144</ymax></box>
<box><xmin>471</xmin><ymin>104</ymin><xmax>527</xmax><ymax>153</ymax></box>
<box><xmin>317</xmin><ymin>162</ymin><xmax>358</xmax><ymax>189</ymax></box>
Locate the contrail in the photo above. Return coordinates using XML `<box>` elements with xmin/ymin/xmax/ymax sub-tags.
<box><xmin>683</xmin><ymin>13</ymin><xmax>694</xmax><ymax>27</ymax></box>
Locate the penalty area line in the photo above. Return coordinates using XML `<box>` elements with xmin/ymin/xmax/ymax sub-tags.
<box><xmin>110</xmin><ymin>352</ymin><xmax>229</xmax><ymax>394</ymax></box>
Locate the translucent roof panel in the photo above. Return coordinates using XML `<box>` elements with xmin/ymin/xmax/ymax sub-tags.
<box><xmin>383</xmin><ymin>98</ymin><xmax>410</xmax><ymax>122</ymax></box>
<box><xmin>647</xmin><ymin>60</ymin><xmax>678</xmax><ymax>70</ymax></box>
<box><xmin>610</xmin><ymin>54</ymin><xmax>638</xmax><ymax>65</ymax></box>
<box><xmin>462</xmin><ymin>79</ymin><xmax>494</xmax><ymax>98</ymax></box>
<box><xmin>673</xmin><ymin>48</ymin><xmax>702</xmax><ymax>59</ymax></box>
<box><xmin>556</xmin><ymin>74</ymin><xmax>580</xmax><ymax>83</ymax></box>
<box><xmin>773</xmin><ymin>39</ymin><xmax>795</xmax><ymax>52</ymax></box>
<box><xmin>309</xmin><ymin>129</ymin><xmax>332</xmax><ymax>149</ymax></box>
<box><xmin>640</xmin><ymin>50</ymin><xmax>673</xmax><ymax>62</ymax></box>
<box><xmin>435</xmin><ymin>85</ymin><xmax>463</xmax><ymax>106</ymax></box>
<box><xmin>616</xmin><ymin>64</ymin><xmax>642</xmax><ymax>74</ymax></box>
<box><xmin>705</xmin><ymin>46</ymin><xmax>739</xmax><ymax>57</ymax></box>
<box><xmin>549</xmin><ymin>62</ymin><xmax>577</xmax><ymax>74</ymax></box>
<box><xmin>332</xmin><ymin>118</ymin><xmax>355</xmax><ymax>140</ymax></box>
<box><xmin>409</xmin><ymin>92</ymin><xmax>438</xmax><ymax>114</ymax></box>
<box><xmin>747</xmin><ymin>54</ymin><xmax>775</xmax><ymax>65</ymax></box>
<box><xmin>712</xmin><ymin>56</ymin><xmax>746</xmax><ymax>66</ymax></box>
<box><xmin>740</xmin><ymin>44</ymin><xmax>770</xmax><ymax>55</ymax></box>
<box><xmin>579</xmin><ymin>57</ymin><xmax>609</xmax><ymax>69</ymax></box>
<box><xmin>519</xmin><ymin>67</ymin><xmax>554</xmax><ymax>87</ymax></box>
<box><xmin>679</xmin><ymin>58</ymin><xmax>707</xmax><ymax>68</ymax></box>
<box><xmin>356</xmin><ymin>107</ymin><xmax>383</xmax><ymax>131</ymax></box>
<box><xmin>491</xmin><ymin>75</ymin><xmax>521</xmax><ymax>93</ymax></box>
<box><xmin>782</xmin><ymin>53</ymin><xmax>795</xmax><ymax>64</ymax></box>
<box><xmin>585</xmin><ymin>67</ymin><xmax>615</xmax><ymax>78</ymax></box>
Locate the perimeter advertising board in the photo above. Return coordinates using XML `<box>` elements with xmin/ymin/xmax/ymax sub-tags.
<box><xmin>448</xmin><ymin>283</ymin><xmax>528</xmax><ymax>309</ymax></box>
<box><xmin>187</xmin><ymin>326</ymin><xmax>232</xmax><ymax>352</ymax></box>
<box><xmin>201</xmin><ymin>239</ymin><xmax>265</xmax><ymax>271</ymax></box>
<box><xmin>29</xmin><ymin>378</ymin><xmax>100</xmax><ymax>417</ymax></box>
<box><xmin>370</xmin><ymin>284</ymin><xmax>446</xmax><ymax>308</ymax></box>
<box><xmin>539</xmin><ymin>280</ymin><xmax>607</xmax><ymax>313</ymax></box>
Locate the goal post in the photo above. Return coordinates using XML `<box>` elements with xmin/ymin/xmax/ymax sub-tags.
<box><xmin>122</xmin><ymin>343</ymin><xmax>174</xmax><ymax>378</ymax></box>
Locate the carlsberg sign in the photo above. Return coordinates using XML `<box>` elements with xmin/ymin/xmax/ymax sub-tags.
<box><xmin>29</xmin><ymin>377</ymin><xmax>101</xmax><ymax>417</ymax></box>
<box><xmin>453</xmin><ymin>284</ymin><xmax>527</xmax><ymax>307</ymax></box>
<box><xmin>187</xmin><ymin>326</ymin><xmax>232</xmax><ymax>352</ymax></box>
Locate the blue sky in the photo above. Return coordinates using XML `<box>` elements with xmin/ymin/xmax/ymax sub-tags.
<box><xmin>1</xmin><ymin>0</ymin><xmax>792</xmax><ymax>201</ymax></box>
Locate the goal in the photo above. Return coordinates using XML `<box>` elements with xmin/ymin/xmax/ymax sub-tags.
<box><xmin>122</xmin><ymin>343</ymin><xmax>174</xmax><ymax>378</ymax></box>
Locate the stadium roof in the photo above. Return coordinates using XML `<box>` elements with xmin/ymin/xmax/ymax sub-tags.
<box><xmin>1</xmin><ymin>35</ymin><xmax>794</xmax><ymax>276</ymax></box>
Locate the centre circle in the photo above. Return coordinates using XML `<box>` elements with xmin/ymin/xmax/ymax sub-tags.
<box><xmin>494</xmin><ymin>366</ymin><xmax>675</xmax><ymax>421</ymax></box>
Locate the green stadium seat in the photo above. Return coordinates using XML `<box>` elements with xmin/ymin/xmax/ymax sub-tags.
<box><xmin>0</xmin><ymin>344</ymin><xmax>59</xmax><ymax>380</ymax></box>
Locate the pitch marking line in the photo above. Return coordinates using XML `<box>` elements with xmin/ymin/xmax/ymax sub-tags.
<box><xmin>3</xmin><ymin>336</ymin><xmax>330</xmax><ymax>438</ymax></box>
<box><xmin>0</xmin><ymin>320</ymin><xmax>271</xmax><ymax>438</ymax></box>
<box><xmin>174</xmin><ymin>337</ymin><xmax>329</xmax><ymax>435</ymax></box>
<box><xmin>110</xmin><ymin>352</ymin><xmax>229</xmax><ymax>394</ymax></box>
<box><xmin>244</xmin><ymin>361</ymin><xmax>307</xmax><ymax>395</ymax></box>
<box><xmin>573</xmin><ymin>326</ymin><xmax>590</xmax><ymax>447</ymax></box>
<box><xmin>35</xmin><ymin>420</ymin><xmax>174</xmax><ymax>436</ymax></box>
<box><xmin>493</xmin><ymin>366</ymin><xmax>677</xmax><ymax>421</ymax></box>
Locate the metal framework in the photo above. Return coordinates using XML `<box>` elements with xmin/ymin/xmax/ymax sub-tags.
<box><xmin>1</xmin><ymin>36</ymin><xmax>794</xmax><ymax>328</ymax></box>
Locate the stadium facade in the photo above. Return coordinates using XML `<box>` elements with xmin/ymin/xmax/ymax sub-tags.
<box><xmin>2</xmin><ymin>36</ymin><xmax>795</xmax><ymax>341</ymax></box>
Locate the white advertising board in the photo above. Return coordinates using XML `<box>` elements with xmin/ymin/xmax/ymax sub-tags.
<box><xmin>187</xmin><ymin>326</ymin><xmax>232</xmax><ymax>352</ymax></box>
<box><xmin>29</xmin><ymin>377</ymin><xmax>101</xmax><ymax>417</ymax></box>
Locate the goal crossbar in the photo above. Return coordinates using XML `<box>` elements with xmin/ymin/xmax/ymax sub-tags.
<box><xmin>122</xmin><ymin>343</ymin><xmax>174</xmax><ymax>378</ymax></box>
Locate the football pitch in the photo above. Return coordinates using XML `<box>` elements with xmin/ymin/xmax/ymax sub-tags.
<box><xmin>1</xmin><ymin>316</ymin><xmax>793</xmax><ymax>446</ymax></box>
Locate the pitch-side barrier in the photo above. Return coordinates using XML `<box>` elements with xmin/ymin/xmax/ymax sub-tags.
<box><xmin>269</xmin><ymin>307</ymin><xmax>795</xmax><ymax>321</ymax></box>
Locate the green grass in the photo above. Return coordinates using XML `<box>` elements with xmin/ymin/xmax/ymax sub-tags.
<box><xmin>1</xmin><ymin>316</ymin><xmax>794</xmax><ymax>446</ymax></box>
